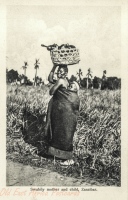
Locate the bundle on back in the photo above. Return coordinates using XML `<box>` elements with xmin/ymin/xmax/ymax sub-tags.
<box><xmin>41</xmin><ymin>44</ymin><xmax>80</xmax><ymax>65</ymax></box>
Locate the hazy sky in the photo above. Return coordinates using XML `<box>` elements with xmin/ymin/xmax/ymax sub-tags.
<box><xmin>6</xmin><ymin>5</ymin><xmax>121</xmax><ymax>81</ymax></box>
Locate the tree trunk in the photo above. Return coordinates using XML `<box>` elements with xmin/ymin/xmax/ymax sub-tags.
<box><xmin>35</xmin><ymin>69</ymin><xmax>37</xmax><ymax>86</ymax></box>
<box><xmin>24</xmin><ymin>69</ymin><xmax>26</xmax><ymax>76</ymax></box>
<box><xmin>24</xmin><ymin>69</ymin><xmax>26</xmax><ymax>85</ymax></box>
<box><xmin>87</xmin><ymin>78</ymin><xmax>89</xmax><ymax>89</ymax></box>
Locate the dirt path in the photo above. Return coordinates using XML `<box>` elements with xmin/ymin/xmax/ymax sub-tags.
<box><xmin>7</xmin><ymin>160</ymin><xmax>94</xmax><ymax>186</ymax></box>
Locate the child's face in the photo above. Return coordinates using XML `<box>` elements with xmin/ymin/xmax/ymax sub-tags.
<box><xmin>69</xmin><ymin>83</ymin><xmax>77</xmax><ymax>91</ymax></box>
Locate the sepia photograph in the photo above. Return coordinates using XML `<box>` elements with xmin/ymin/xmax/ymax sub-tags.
<box><xmin>5</xmin><ymin>3</ymin><xmax>122</xmax><ymax>187</ymax></box>
<box><xmin>0</xmin><ymin>1</ymin><xmax>127</xmax><ymax>198</ymax></box>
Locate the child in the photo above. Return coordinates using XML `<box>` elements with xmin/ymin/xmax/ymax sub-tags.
<box><xmin>68</xmin><ymin>81</ymin><xmax>79</xmax><ymax>94</ymax></box>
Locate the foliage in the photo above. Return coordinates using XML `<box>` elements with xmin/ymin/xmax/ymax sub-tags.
<box><xmin>6</xmin><ymin>85</ymin><xmax>121</xmax><ymax>185</ymax></box>
<box><xmin>73</xmin><ymin>89</ymin><xmax>121</xmax><ymax>181</ymax></box>
<box><xmin>69</xmin><ymin>75</ymin><xmax>77</xmax><ymax>82</ymax></box>
<box><xmin>6</xmin><ymin>69</ymin><xmax>19</xmax><ymax>83</ymax></box>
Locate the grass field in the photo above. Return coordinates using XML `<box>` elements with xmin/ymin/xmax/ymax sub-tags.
<box><xmin>6</xmin><ymin>84</ymin><xmax>121</xmax><ymax>186</ymax></box>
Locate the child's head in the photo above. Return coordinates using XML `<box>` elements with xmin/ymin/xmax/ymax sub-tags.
<box><xmin>69</xmin><ymin>81</ymin><xmax>79</xmax><ymax>93</ymax></box>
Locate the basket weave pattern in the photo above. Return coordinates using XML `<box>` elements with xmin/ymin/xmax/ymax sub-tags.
<box><xmin>50</xmin><ymin>46</ymin><xmax>80</xmax><ymax>65</ymax></box>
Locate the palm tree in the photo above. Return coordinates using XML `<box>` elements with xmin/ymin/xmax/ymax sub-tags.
<box><xmin>86</xmin><ymin>68</ymin><xmax>93</xmax><ymax>89</ymax></box>
<box><xmin>22</xmin><ymin>62</ymin><xmax>28</xmax><ymax>85</ymax></box>
<box><xmin>22</xmin><ymin>62</ymin><xmax>28</xmax><ymax>76</ymax></box>
<box><xmin>102</xmin><ymin>70</ymin><xmax>107</xmax><ymax>80</ymax></box>
<box><xmin>101</xmin><ymin>70</ymin><xmax>107</xmax><ymax>90</ymax></box>
<box><xmin>34</xmin><ymin>59</ymin><xmax>40</xmax><ymax>86</ymax></box>
<box><xmin>76</xmin><ymin>68</ymin><xmax>83</xmax><ymax>86</ymax></box>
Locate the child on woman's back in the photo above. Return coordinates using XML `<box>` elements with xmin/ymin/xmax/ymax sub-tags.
<box><xmin>68</xmin><ymin>81</ymin><xmax>79</xmax><ymax>94</ymax></box>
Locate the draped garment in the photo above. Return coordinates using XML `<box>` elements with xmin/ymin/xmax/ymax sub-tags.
<box><xmin>47</xmin><ymin>87</ymin><xmax>80</xmax><ymax>159</ymax></box>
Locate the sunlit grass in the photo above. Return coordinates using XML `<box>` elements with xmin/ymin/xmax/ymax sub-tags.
<box><xmin>6</xmin><ymin>84</ymin><xmax>121</xmax><ymax>185</ymax></box>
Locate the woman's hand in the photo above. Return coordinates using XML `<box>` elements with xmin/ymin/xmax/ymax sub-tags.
<box><xmin>52</xmin><ymin>63</ymin><xmax>58</xmax><ymax>71</ymax></box>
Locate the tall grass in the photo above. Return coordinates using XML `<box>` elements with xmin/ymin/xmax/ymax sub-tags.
<box><xmin>6</xmin><ymin>84</ymin><xmax>121</xmax><ymax>184</ymax></box>
<box><xmin>73</xmin><ymin>89</ymin><xmax>121</xmax><ymax>181</ymax></box>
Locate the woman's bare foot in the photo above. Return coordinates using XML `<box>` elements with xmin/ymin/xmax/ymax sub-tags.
<box><xmin>60</xmin><ymin>159</ymin><xmax>74</xmax><ymax>166</ymax></box>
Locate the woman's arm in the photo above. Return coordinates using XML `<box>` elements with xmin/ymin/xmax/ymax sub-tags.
<box><xmin>49</xmin><ymin>78</ymin><xmax>64</xmax><ymax>95</ymax></box>
<box><xmin>48</xmin><ymin>64</ymin><xmax>57</xmax><ymax>84</ymax></box>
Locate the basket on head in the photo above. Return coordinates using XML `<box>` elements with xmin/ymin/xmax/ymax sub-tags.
<box><xmin>41</xmin><ymin>44</ymin><xmax>80</xmax><ymax>65</ymax></box>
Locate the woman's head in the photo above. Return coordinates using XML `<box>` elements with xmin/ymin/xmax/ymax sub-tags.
<box><xmin>57</xmin><ymin>65</ymin><xmax>68</xmax><ymax>78</ymax></box>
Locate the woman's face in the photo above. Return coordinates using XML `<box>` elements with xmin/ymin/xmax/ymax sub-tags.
<box><xmin>57</xmin><ymin>68</ymin><xmax>66</xmax><ymax>78</ymax></box>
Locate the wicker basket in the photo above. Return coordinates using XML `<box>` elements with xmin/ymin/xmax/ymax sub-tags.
<box><xmin>41</xmin><ymin>44</ymin><xmax>80</xmax><ymax>65</ymax></box>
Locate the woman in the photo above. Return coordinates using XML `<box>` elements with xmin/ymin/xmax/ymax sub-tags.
<box><xmin>45</xmin><ymin>64</ymin><xmax>80</xmax><ymax>165</ymax></box>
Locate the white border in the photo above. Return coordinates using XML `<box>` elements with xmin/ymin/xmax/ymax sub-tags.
<box><xmin>0</xmin><ymin>0</ymin><xmax>128</xmax><ymax>199</ymax></box>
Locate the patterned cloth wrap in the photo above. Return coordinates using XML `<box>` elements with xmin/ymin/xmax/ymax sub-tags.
<box><xmin>47</xmin><ymin>86</ymin><xmax>80</xmax><ymax>159</ymax></box>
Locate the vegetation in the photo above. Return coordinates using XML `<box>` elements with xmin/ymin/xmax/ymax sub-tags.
<box><xmin>6</xmin><ymin>84</ymin><xmax>121</xmax><ymax>186</ymax></box>
<box><xmin>34</xmin><ymin>59</ymin><xmax>40</xmax><ymax>86</ymax></box>
<box><xmin>22</xmin><ymin>62</ymin><xmax>28</xmax><ymax>77</ymax></box>
<box><xmin>76</xmin><ymin>68</ymin><xmax>83</xmax><ymax>85</ymax></box>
